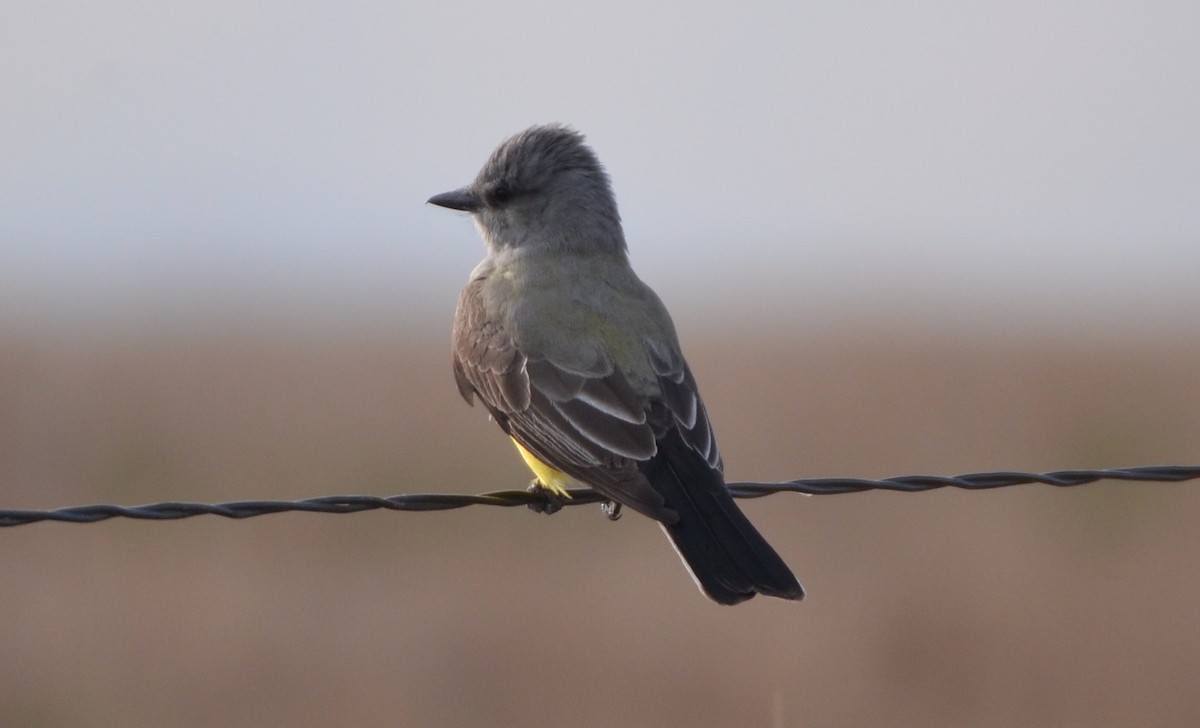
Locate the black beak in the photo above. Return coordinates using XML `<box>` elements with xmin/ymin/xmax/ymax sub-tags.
<box><xmin>427</xmin><ymin>187</ymin><xmax>480</xmax><ymax>212</ymax></box>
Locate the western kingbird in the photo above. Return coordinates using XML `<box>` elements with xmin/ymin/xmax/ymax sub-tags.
<box><xmin>428</xmin><ymin>124</ymin><xmax>803</xmax><ymax>604</ymax></box>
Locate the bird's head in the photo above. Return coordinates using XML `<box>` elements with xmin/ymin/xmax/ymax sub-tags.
<box><xmin>428</xmin><ymin>124</ymin><xmax>626</xmax><ymax>255</ymax></box>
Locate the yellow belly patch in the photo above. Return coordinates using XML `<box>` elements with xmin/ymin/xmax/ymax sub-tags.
<box><xmin>511</xmin><ymin>438</ymin><xmax>575</xmax><ymax>499</ymax></box>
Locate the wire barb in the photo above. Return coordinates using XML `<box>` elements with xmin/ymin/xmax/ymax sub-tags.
<box><xmin>2</xmin><ymin>465</ymin><xmax>1197</xmax><ymax>528</ymax></box>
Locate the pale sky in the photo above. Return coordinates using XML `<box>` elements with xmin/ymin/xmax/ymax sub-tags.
<box><xmin>2</xmin><ymin>0</ymin><xmax>1198</xmax><ymax>332</ymax></box>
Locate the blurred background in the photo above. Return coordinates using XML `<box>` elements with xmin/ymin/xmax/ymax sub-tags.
<box><xmin>2</xmin><ymin>1</ymin><xmax>1198</xmax><ymax>726</ymax></box>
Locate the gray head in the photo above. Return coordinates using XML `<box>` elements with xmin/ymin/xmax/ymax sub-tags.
<box><xmin>428</xmin><ymin>124</ymin><xmax>627</xmax><ymax>255</ymax></box>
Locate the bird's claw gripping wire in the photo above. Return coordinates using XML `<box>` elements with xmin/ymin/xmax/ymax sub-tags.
<box><xmin>522</xmin><ymin>480</ymin><xmax>620</xmax><ymax>521</ymax></box>
<box><xmin>525</xmin><ymin>480</ymin><xmax>566</xmax><ymax>515</ymax></box>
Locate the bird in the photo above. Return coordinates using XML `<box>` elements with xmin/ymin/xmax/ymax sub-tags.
<box><xmin>427</xmin><ymin>124</ymin><xmax>803</xmax><ymax>604</ymax></box>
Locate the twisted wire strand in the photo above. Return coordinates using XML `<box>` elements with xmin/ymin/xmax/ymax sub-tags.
<box><xmin>2</xmin><ymin>465</ymin><xmax>1196</xmax><ymax>528</ymax></box>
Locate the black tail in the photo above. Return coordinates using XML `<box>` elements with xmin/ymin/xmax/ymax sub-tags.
<box><xmin>639</xmin><ymin>430</ymin><xmax>804</xmax><ymax>605</ymax></box>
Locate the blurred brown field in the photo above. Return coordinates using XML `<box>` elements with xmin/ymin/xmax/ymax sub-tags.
<box><xmin>2</xmin><ymin>319</ymin><xmax>1199</xmax><ymax>727</ymax></box>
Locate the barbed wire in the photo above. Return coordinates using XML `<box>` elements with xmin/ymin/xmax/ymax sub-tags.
<box><xmin>2</xmin><ymin>465</ymin><xmax>1196</xmax><ymax>528</ymax></box>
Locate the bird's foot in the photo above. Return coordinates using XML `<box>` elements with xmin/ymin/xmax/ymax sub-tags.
<box><xmin>526</xmin><ymin>480</ymin><xmax>566</xmax><ymax>515</ymax></box>
<box><xmin>600</xmin><ymin>500</ymin><xmax>622</xmax><ymax>521</ymax></box>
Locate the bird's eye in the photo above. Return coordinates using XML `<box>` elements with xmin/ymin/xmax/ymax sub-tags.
<box><xmin>490</xmin><ymin>183</ymin><xmax>513</xmax><ymax>206</ymax></box>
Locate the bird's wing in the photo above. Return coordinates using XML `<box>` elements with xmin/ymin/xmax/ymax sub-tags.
<box><xmin>453</xmin><ymin>280</ymin><xmax>720</xmax><ymax>521</ymax></box>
